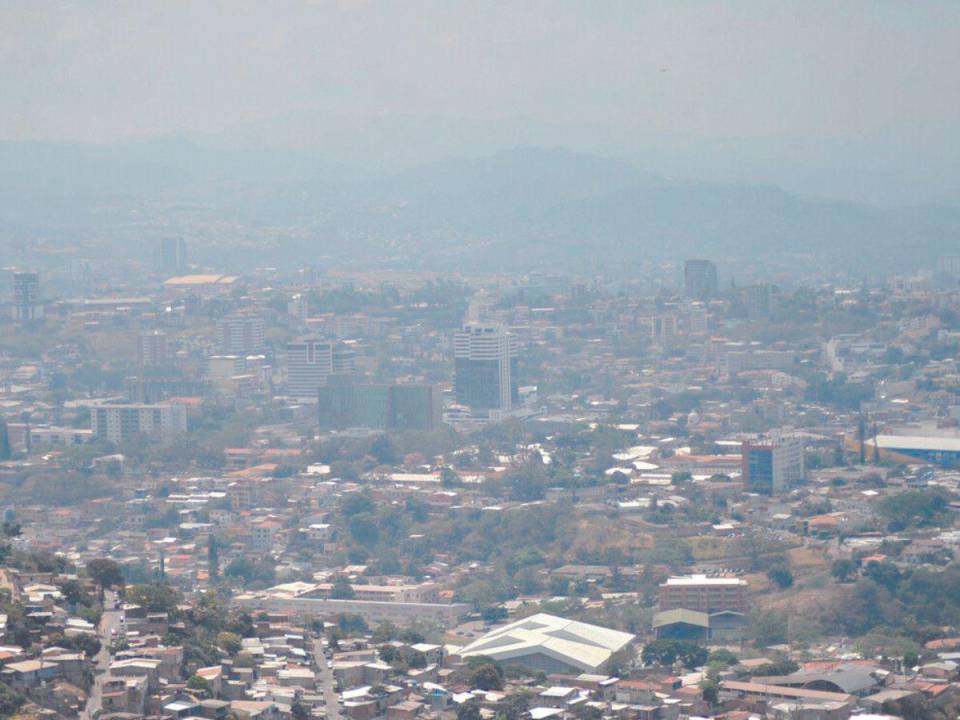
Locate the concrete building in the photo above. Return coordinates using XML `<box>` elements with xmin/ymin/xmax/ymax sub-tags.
<box><xmin>652</xmin><ymin>608</ymin><xmax>746</xmax><ymax>642</ymax></box>
<box><xmin>219</xmin><ymin>312</ymin><xmax>265</xmax><ymax>355</ymax></box>
<box><xmin>138</xmin><ymin>330</ymin><xmax>168</xmax><ymax>367</ymax></box>
<box><xmin>288</xmin><ymin>293</ymin><xmax>308</xmax><ymax>322</ymax></box>
<box><xmin>742</xmin><ymin>430</ymin><xmax>805</xmax><ymax>494</ymax></box>
<box><xmin>234</xmin><ymin>588</ymin><xmax>468</xmax><ymax>629</ymax></box>
<box><xmin>285</xmin><ymin>339</ymin><xmax>355</xmax><ymax>401</ymax></box>
<box><xmin>454</xmin><ymin>323</ymin><xmax>518</xmax><ymax>416</ymax></box>
<box><xmin>658</xmin><ymin>574</ymin><xmax>748</xmax><ymax>614</ymax></box>
<box><xmin>157</xmin><ymin>237</ymin><xmax>188</xmax><ymax>274</ymax></box>
<box><xmin>459</xmin><ymin>613</ymin><xmax>634</xmax><ymax>674</ymax></box>
<box><xmin>863</xmin><ymin>434</ymin><xmax>960</xmax><ymax>467</ymax></box>
<box><xmin>935</xmin><ymin>254</ymin><xmax>960</xmax><ymax>288</ymax></box>
<box><xmin>91</xmin><ymin>403</ymin><xmax>188</xmax><ymax>444</ymax></box>
<box><xmin>286</xmin><ymin>338</ymin><xmax>333</xmax><ymax>401</ymax></box>
<box><xmin>12</xmin><ymin>271</ymin><xmax>42</xmax><ymax>323</ymax></box>
<box><xmin>684</xmin><ymin>259</ymin><xmax>718</xmax><ymax>301</ymax></box>
<box><xmin>319</xmin><ymin>381</ymin><xmax>442</xmax><ymax>431</ymax></box>
<box><xmin>725</xmin><ymin>350</ymin><xmax>796</xmax><ymax>374</ymax></box>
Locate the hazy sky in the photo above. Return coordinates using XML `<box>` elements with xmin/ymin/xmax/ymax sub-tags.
<box><xmin>3</xmin><ymin>1</ymin><xmax>959</xmax><ymax>204</ymax></box>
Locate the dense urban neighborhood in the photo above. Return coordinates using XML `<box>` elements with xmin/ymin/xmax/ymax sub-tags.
<box><xmin>3</xmin><ymin>3</ymin><xmax>960</xmax><ymax>719</ymax></box>
<box><xmin>2</xmin><ymin>251</ymin><xmax>960</xmax><ymax>720</ymax></box>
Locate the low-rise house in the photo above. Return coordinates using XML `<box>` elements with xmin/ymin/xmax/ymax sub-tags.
<box><xmin>1</xmin><ymin>658</ymin><xmax>62</xmax><ymax>687</ymax></box>
<box><xmin>230</xmin><ymin>699</ymin><xmax>281</xmax><ymax>720</ymax></box>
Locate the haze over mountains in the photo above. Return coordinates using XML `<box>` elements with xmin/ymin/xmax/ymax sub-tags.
<box><xmin>2</xmin><ymin>140</ymin><xmax>958</xmax><ymax>279</ymax></box>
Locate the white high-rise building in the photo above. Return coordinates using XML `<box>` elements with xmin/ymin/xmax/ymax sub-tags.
<box><xmin>91</xmin><ymin>403</ymin><xmax>187</xmax><ymax>444</ymax></box>
<box><xmin>742</xmin><ymin>429</ymin><xmax>805</xmax><ymax>494</ymax></box>
<box><xmin>286</xmin><ymin>338</ymin><xmax>333</xmax><ymax>401</ymax></box>
<box><xmin>219</xmin><ymin>312</ymin><xmax>265</xmax><ymax>355</ymax></box>
<box><xmin>137</xmin><ymin>330</ymin><xmax>168</xmax><ymax>367</ymax></box>
<box><xmin>454</xmin><ymin>323</ymin><xmax>518</xmax><ymax>415</ymax></box>
<box><xmin>288</xmin><ymin>294</ymin><xmax>308</xmax><ymax>322</ymax></box>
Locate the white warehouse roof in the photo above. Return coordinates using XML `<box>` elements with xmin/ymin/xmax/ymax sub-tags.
<box><xmin>459</xmin><ymin>613</ymin><xmax>634</xmax><ymax>673</ymax></box>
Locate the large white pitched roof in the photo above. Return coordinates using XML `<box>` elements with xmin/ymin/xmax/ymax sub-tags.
<box><xmin>459</xmin><ymin>613</ymin><xmax>634</xmax><ymax>672</ymax></box>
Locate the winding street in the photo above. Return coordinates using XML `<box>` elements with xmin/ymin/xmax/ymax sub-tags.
<box><xmin>80</xmin><ymin>590</ymin><xmax>124</xmax><ymax>720</ymax></box>
<box><xmin>313</xmin><ymin>637</ymin><xmax>341</xmax><ymax>720</ymax></box>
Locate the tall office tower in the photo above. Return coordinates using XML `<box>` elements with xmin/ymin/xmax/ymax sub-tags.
<box><xmin>935</xmin><ymin>254</ymin><xmax>960</xmax><ymax>288</ymax></box>
<box><xmin>157</xmin><ymin>237</ymin><xmax>188</xmax><ymax>274</ymax></box>
<box><xmin>454</xmin><ymin>323</ymin><xmax>518</xmax><ymax>415</ymax></box>
<box><xmin>12</xmin><ymin>272</ymin><xmax>42</xmax><ymax>323</ymax></box>
<box><xmin>741</xmin><ymin>430</ymin><xmax>805</xmax><ymax>494</ymax></box>
<box><xmin>91</xmin><ymin>402</ymin><xmax>188</xmax><ymax>444</ymax></box>
<box><xmin>642</xmin><ymin>314</ymin><xmax>677</xmax><ymax>343</ymax></box>
<box><xmin>219</xmin><ymin>311</ymin><xmax>265</xmax><ymax>354</ymax></box>
<box><xmin>742</xmin><ymin>283</ymin><xmax>773</xmax><ymax>319</ymax></box>
<box><xmin>137</xmin><ymin>330</ymin><xmax>168</xmax><ymax>367</ymax></box>
<box><xmin>684</xmin><ymin>259</ymin><xmax>718</xmax><ymax>300</ymax></box>
<box><xmin>286</xmin><ymin>338</ymin><xmax>333</xmax><ymax>401</ymax></box>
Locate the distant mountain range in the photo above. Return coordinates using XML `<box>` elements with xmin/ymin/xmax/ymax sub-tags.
<box><xmin>1</xmin><ymin>140</ymin><xmax>957</xmax><ymax>278</ymax></box>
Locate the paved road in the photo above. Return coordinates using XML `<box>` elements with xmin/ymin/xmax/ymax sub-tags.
<box><xmin>313</xmin><ymin>638</ymin><xmax>341</xmax><ymax>720</ymax></box>
<box><xmin>80</xmin><ymin>590</ymin><xmax>124</xmax><ymax>720</ymax></box>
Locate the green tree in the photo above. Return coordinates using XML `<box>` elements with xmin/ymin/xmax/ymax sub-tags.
<box><xmin>330</xmin><ymin>576</ymin><xmax>355</xmax><ymax>599</ymax></box>
<box><xmin>208</xmin><ymin>535</ymin><xmax>220</xmax><ymax>581</ymax></box>
<box><xmin>336</xmin><ymin>613</ymin><xmax>369</xmax><ymax>634</ymax></box>
<box><xmin>863</xmin><ymin>560</ymin><xmax>903</xmax><ymax>591</ymax></box>
<box><xmin>495</xmin><ymin>691</ymin><xmax>532</xmax><ymax>720</ymax></box>
<box><xmin>877</xmin><ymin>489</ymin><xmax>949</xmax><ymax>531</ymax></box>
<box><xmin>341</xmin><ymin>492</ymin><xmax>375</xmax><ymax>517</ymax></box>
<box><xmin>457</xmin><ymin>699</ymin><xmax>482</xmax><ymax>720</ymax></box>
<box><xmin>0</xmin><ymin>681</ymin><xmax>24</xmax><ymax>717</ymax></box>
<box><xmin>467</xmin><ymin>656</ymin><xmax>504</xmax><ymax>690</ymax></box>
<box><xmin>216</xmin><ymin>631</ymin><xmax>242</xmax><ymax>655</ymax></box>
<box><xmin>63</xmin><ymin>632</ymin><xmax>102</xmax><ymax>657</ymax></box>
<box><xmin>224</xmin><ymin>557</ymin><xmax>276</xmax><ymax>586</ymax></box>
<box><xmin>831</xmin><ymin>558</ymin><xmax>857</xmax><ymax>583</ymax></box>
<box><xmin>86</xmin><ymin>558</ymin><xmax>125</xmax><ymax>600</ymax></box>
<box><xmin>506</xmin><ymin>461</ymin><xmax>548</xmax><ymax>502</ymax></box>
<box><xmin>751</xmin><ymin>610</ymin><xmax>789</xmax><ymax>646</ymax></box>
<box><xmin>372</xmin><ymin>622</ymin><xmax>397</xmax><ymax>644</ymax></box>
<box><xmin>348</xmin><ymin>512</ymin><xmax>380</xmax><ymax>545</ymax></box>
<box><xmin>370</xmin><ymin>435</ymin><xmax>398</xmax><ymax>465</ymax></box>
<box><xmin>471</xmin><ymin>663</ymin><xmax>503</xmax><ymax>690</ymax></box>
<box><xmin>752</xmin><ymin>660</ymin><xmax>799</xmax><ymax>676</ymax></box>
<box><xmin>767</xmin><ymin>564</ymin><xmax>794</xmax><ymax>589</ymax></box>
<box><xmin>441</xmin><ymin>466</ymin><xmax>462</xmax><ymax>487</ymax></box>
<box><xmin>61</xmin><ymin>579</ymin><xmax>91</xmax><ymax>607</ymax></box>
<box><xmin>707</xmin><ymin>648</ymin><xmax>738</xmax><ymax>666</ymax></box>
<box><xmin>642</xmin><ymin>640</ymin><xmax>708</xmax><ymax>669</ymax></box>
<box><xmin>124</xmin><ymin>582</ymin><xmax>181</xmax><ymax>613</ymax></box>
<box><xmin>186</xmin><ymin>674</ymin><xmax>211</xmax><ymax>696</ymax></box>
